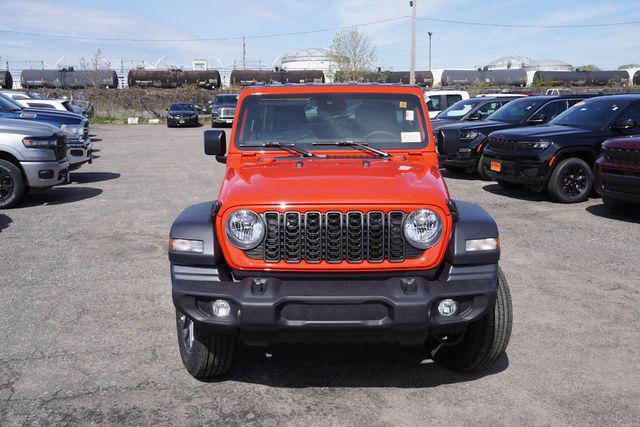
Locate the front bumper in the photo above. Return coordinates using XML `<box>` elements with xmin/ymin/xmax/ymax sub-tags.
<box><xmin>20</xmin><ymin>159</ymin><xmax>69</xmax><ymax>188</ymax></box>
<box><xmin>168</xmin><ymin>117</ymin><xmax>199</xmax><ymax>127</ymax></box>
<box><xmin>171</xmin><ymin>263</ymin><xmax>498</xmax><ymax>345</ymax></box>
<box><xmin>67</xmin><ymin>141</ymin><xmax>93</xmax><ymax>170</ymax></box>
<box><xmin>596</xmin><ymin>162</ymin><xmax>640</xmax><ymax>204</ymax></box>
<box><xmin>482</xmin><ymin>150</ymin><xmax>551</xmax><ymax>186</ymax></box>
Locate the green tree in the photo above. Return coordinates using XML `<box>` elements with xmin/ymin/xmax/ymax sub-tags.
<box><xmin>329</xmin><ymin>28</ymin><xmax>377</xmax><ymax>82</ymax></box>
<box><xmin>618</xmin><ymin>63</ymin><xmax>640</xmax><ymax>70</ymax></box>
<box><xmin>575</xmin><ymin>64</ymin><xmax>602</xmax><ymax>72</ymax></box>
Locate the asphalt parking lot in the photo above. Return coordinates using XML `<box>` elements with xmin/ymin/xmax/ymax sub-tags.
<box><xmin>1</xmin><ymin>124</ymin><xmax>639</xmax><ymax>424</ymax></box>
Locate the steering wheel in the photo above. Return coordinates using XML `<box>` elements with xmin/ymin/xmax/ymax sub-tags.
<box><xmin>364</xmin><ymin>130</ymin><xmax>396</xmax><ymax>140</ymax></box>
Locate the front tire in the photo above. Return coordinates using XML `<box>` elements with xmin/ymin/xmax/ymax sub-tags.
<box><xmin>176</xmin><ymin>310</ymin><xmax>235</xmax><ymax>379</ymax></box>
<box><xmin>547</xmin><ymin>158</ymin><xmax>593</xmax><ymax>203</ymax></box>
<box><xmin>430</xmin><ymin>267</ymin><xmax>512</xmax><ymax>372</ymax></box>
<box><xmin>477</xmin><ymin>154</ymin><xmax>490</xmax><ymax>181</ymax></box>
<box><xmin>0</xmin><ymin>159</ymin><xmax>26</xmax><ymax>209</ymax></box>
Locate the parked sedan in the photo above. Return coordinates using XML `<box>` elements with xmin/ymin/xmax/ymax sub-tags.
<box><xmin>167</xmin><ymin>104</ymin><xmax>199</xmax><ymax>128</ymax></box>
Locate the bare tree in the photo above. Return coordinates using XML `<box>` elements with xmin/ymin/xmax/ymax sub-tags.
<box><xmin>575</xmin><ymin>64</ymin><xmax>602</xmax><ymax>72</ymax></box>
<box><xmin>329</xmin><ymin>27</ymin><xmax>377</xmax><ymax>82</ymax></box>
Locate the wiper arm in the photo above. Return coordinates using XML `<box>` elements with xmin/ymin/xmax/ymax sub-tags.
<box><xmin>312</xmin><ymin>140</ymin><xmax>390</xmax><ymax>157</ymax></box>
<box><xmin>261</xmin><ymin>141</ymin><xmax>320</xmax><ymax>157</ymax></box>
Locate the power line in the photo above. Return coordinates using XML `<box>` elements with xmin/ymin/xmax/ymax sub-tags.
<box><xmin>1</xmin><ymin>15</ymin><xmax>638</xmax><ymax>44</ymax></box>
<box><xmin>0</xmin><ymin>16</ymin><xmax>409</xmax><ymax>43</ymax></box>
<box><xmin>417</xmin><ymin>16</ymin><xmax>640</xmax><ymax>28</ymax></box>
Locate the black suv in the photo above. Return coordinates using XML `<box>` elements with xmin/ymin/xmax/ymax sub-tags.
<box><xmin>482</xmin><ymin>95</ymin><xmax>640</xmax><ymax>203</ymax></box>
<box><xmin>431</xmin><ymin>97</ymin><xmax>521</xmax><ymax>132</ymax></box>
<box><xmin>438</xmin><ymin>95</ymin><xmax>590</xmax><ymax>177</ymax></box>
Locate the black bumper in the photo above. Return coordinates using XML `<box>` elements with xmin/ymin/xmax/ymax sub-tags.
<box><xmin>171</xmin><ymin>263</ymin><xmax>498</xmax><ymax>345</ymax></box>
<box><xmin>600</xmin><ymin>171</ymin><xmax>640</xmax><ymax>204</ymax></box>
<box><xmin>168</xmin><ymin>117</ymin><xmax>198</xmax><ymax>127</ymax></box>
<box><xmin>482</xmin><ymin>151</ymin><xmax>550</xmax><ymax>186</ymax></box>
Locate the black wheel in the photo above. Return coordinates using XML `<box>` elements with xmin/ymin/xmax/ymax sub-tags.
<box><xmin>429</xmin><ymin>267</ymin><xmax>512</xmax><ymax>372</ymax></box>
<box><xmin>176</xmin><ymin>310</ymin><xmax>235</xmax><ymax>379</ymax></box>
<box><xmin>0</xmin><ymin>159</ymin><xmax>25</xmax><ymax>209</ymax></box>
<box><xmin>477</xmin><ymin>154</ymin><xmax>490</xmax><ymax>181</ymax></box>
<box><xmin>547</xmin><ymin>158</ymin><xmax>593</xmax><ymax>203</ymax></box>
<box><xmin>602</xmin><ymin>196</ymin><xmax>628</xmax><ymax>213</ymax></box>
<box><xmin>496</xmin><ymin>179</ymin><xmax>525</xmax><ymax>190</ymax></box>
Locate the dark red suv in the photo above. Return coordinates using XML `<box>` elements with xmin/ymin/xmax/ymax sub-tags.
<box><xmin>595</xmin><ymin>136</ymin><xmax>640</xmax><ymax>212</ymax></box>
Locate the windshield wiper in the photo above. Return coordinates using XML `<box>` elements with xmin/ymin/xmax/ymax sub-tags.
<box><xmin>260</xmin><ymin>141</ymin><xmax>320</xmax><ymax>157</ymax></box>
<box><xmin>312</xmin><ymin>140</ymin><xmax>390</xmax><ymax>157</ymax></box>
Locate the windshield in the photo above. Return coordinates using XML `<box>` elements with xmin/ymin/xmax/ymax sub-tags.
<box><xmin>170</xmin><ymin>103</ymin><xmax>194</xmax><ymax>111</ymax></box>
<box><xmin>0</xmin><ymin>93</ymin><xmax>23</xmax><ymax>112</ymax></box>
<box><xmin>215</xmin><ymin>95</ymin><xmax>237</xmax><ymax>104</ymax></box>
<box><xmin>487</xmin><ymin>97</ymin><xmax>545</xmax><ymax>123</ymax></box>
<box><xmin>236</xmin><ymin>93</ymin><xmax>427</xmax><ymax>150</ymax></box>
<box><xmin>437</xmin><ymin>99</ymin><xmax>477</xmax><ymax>119</ymax></box>
<box><xmin>550</xmin><ymin>98</ymin><xmax>631</xmax><ymax>129</ymax></box>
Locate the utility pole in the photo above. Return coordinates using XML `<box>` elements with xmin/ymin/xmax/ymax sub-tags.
<box><xmin>409</xmin><ymin>0</ymin><xmax>417</xmax><ymax>84</ymax></box>
<box><xmin>242</xmin><ymin>37</ymin><xmax>246</xmax><ymax>69</ymax></box>
<box><xmin>428</xmin><ymin>31</ymin><xmax>433</xmax><ymax>71</ymax></box>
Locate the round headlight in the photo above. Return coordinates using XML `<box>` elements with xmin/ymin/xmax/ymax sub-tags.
<box><xmin>225</xmin><ymin>209</ymin><xmax>265</xmax><ymax>250</ymax></box>
<box><xmin>403</xmin><ymin>209</ymin><xmax>443</xmax><ymax>249</ymax></box>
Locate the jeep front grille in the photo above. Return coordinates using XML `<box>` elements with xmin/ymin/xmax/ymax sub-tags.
<box><xmin>603</xmin><ymin>146</ymin><xmax>640</xmax><ymax>164</ymax></box>
<box><xmin>487</xmin><ymin>137</ymin><xmax>519</xmax><ymax>152</ymax></box>
<box><xmin>246</xmin><ymin>211</ymin><xmax>423</xmax><ymax>263</ymax></box>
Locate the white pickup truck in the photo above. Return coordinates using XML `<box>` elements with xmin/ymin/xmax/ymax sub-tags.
<box><xmin>423</xmin><ymin>90</ymin><xmax>470</xmax><ymax>118</ymax></box>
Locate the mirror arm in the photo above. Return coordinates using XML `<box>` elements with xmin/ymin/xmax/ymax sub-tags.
<box><xmin>215</xmin><ymin>155</ymin><xmax>227</xmax><ymax>164</ymax></box>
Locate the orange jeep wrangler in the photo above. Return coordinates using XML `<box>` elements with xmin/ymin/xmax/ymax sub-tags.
<box><xmin>169</xmin><ymin>84</ymin><xmax>512</xmax><ymax>379</ymax></box>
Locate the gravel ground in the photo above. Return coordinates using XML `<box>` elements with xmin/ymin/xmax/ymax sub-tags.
<box><xmin>1</xmin><ymin>124</ymin><xmax>639</xmax><ymax>425</ymax></box>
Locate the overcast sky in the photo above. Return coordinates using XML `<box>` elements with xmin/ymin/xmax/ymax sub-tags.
<box><xmin>1</xmin><ymin>0</ymin><xmax>639</xmax><ymax>71</ymax></box>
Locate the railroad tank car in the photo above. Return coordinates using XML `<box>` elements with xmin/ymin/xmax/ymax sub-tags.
<box><xmin>230</xmin><ymin>70</ymin><xmax>273</xmax><ymax>86</ymax></box>
<box><xmin>634</xmin><ymin>69</ymin><xmax>640</xmax><ymax>86</ymax></box>
<box><xmin>386</xmin><ymin>71</ymin><xmax>434</xmax><ymax>86</ymax></box>
<box><xmin>533</xmin><ymin>70</ymin><xmax>629</xmax><ymax>87</ymax></box>
<box><xmin>273</xmin><ymin>70</ymin><xmax>324</xmax><ymax>84</ymax></box>
<box><xmin>440</xmin><ymin>70</ymin><xmax>483</xmax><ymax>86</ymax></box>
<box><xmin>127</xmin><ymin>69</ymin><xmax>221</xmax><ymax>89</ymax></box>
<box><xmin>0</xmin><ymin>70</ymin><xmax>13</xmax><ymax>89</ymax></box>
<box><xmin>21</xmin><ymin>69</ymin><xmax>118</xmax><ymax>89</ymax></box>
<box><xmin>479</xmin><ymin>69</ymin><xmax>527</xmax><ymax>86</ymax></box>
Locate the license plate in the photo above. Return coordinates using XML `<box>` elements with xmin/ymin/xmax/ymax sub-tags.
<box><xmin>225</xmin><ymin>119</ymin><xmax>233</xmax><ymax>123</ymax></box>
<box><xmin>179</xmin><ymin>120</ymin><xmax>185</xmax><ymax>124</ymax></box>
<box><xmin>490</xmin><ymin>161</ymin><xmax>501</xmax><ymax>172</ymax></box>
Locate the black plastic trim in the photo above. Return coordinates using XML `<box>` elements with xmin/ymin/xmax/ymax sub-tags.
<box><xmin>445</xmin><ymin>200</ymin><xmax>500</xmax><ymax>265</ymax></box>
<box><xmin>169</xmin><ymin>201</ymin><xmax>221</xmax><ymax>266</ymax></box>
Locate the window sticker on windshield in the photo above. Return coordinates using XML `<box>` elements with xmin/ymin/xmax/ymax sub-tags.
<box><xmin>401</xmin><ymin>132</ymin><xmax>421</xmax><ymax>143</ymax></box>
<box><xmin>399</xmin><ymin>101</ymin><xmax>407</xmax><ymax>108</ymax></box>
<box><xmin>405</xmin><ymin>110</ymin><xmax>415</xmax><ymax>121</ymax></box>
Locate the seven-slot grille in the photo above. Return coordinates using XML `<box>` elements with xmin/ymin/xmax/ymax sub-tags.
<box><xmin>487</xmin><ymin>137</ymin><xmax>519</xmax><ymax>152</ymax></box>
<box><xmin>246</xmin><ymin>211</ymin><xmax>423</xmax><ymax>263</ymax></box>
<box><xmin>603</xmin><ymin>146</ymin><xmax>640</xmax><ymax>164</ymax></box>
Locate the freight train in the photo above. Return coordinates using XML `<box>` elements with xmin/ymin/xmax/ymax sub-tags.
<box><xmin>127</xmin><ymin>69</ymin><xmax>221</xmax><ymax>89</ymax></box>
<box><xmin>0</xmin><ymin>70</ymin><xmax>13</xmax><ymax>89</ymax></box>
<box><xmin>21</xmin><ymin>68</ymin><xmax>118</xmax><ymax>89</ymax></box>
<box><xmin>335</xmin><ymin>68</ymin><xmax>640</xmax><ymax>88</ymax></box>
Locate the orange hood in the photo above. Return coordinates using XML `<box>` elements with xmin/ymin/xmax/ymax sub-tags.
<box><xmin>218</xmin><ymin>155</ymin><xmax>450</xmax><ymax>209</ymax></box>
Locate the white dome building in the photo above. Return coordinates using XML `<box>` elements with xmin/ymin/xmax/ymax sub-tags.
<box><xmin>485</xmin><ymin>56</ymin><xmax>534</xmax><ymax>70</ymax></box>
<box><xmin>280</xmin><ymin>48</ymin><xmax>334</xmax><ymax>81</ymax></box>
<box><xmin>525</xmin><ymin>59</ymin><xmax>574</xmax><ymax>72</ymax></box>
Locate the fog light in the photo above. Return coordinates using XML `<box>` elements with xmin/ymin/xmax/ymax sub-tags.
<box><xmin>437</xmin><ymin>299</ymin><xmax>458</xmax><ymax>317</ymax></box>
<box><xmin>170</xmin><ymin>238</ymin><xmax>204</xmax><ymax>254</ymax></box>
<box><xmin>212</xmin><ymin>299</ymin><xmax>231</xmax><ymax>317</ymax></box>
<box><xmin>465</xmin><ymin>237</ymin><xmax>499</xmax><ymax>252</ymax></box>
<box><xmin>38</xmin><ymin>170</ymin><xmax>54</xmax><ymax>179</ymax></box>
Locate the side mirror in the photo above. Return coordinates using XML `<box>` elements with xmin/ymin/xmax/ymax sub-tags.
<box><xmin>204</xmin><ymin>130</ymin><xmax>227</xmax><ymax>163</ymax></box>
<box><xmin>527</xmin><ymin>114</ymin><xmax>547</xmax><ymax>125</ymax></box>
<box><xmin>437</xmin><ymin>128</ymin><xmax>460</xmax><ymax>155</ymax></box>
<box><xmin>467</xmin><ymin>112</ymin><xmax>481</xmax><ymax>121</ymax></box>
<box><xmin>612</xmin><ymin>117</ymin><xmax>637</xmax><ymax>130</ymax></box>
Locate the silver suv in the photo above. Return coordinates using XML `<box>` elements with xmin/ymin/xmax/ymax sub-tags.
<box><xmin>0</xmin><ymin>118</ymin><xmax>69</xmax><ymax>208</ymax></box>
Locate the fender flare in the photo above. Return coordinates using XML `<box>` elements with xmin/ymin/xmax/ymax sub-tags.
<box><xmin>169</xmin><ymin>201</ymin><xmax>222</xmax><ymax>266</ymax></box>
<box><xmin>445</xmin><ymin>200</ymin><xmax>500</xmax><ymax>265</ymax></box>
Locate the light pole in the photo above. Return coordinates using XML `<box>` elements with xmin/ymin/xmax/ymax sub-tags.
<box><xmin>428</xmin><ymin>31</ymin><xmax>433</xmax><ymax>71</ymax></box>
<box><xmin>409</xmin><ymin>0</ymin><xmax>417</xmax><ymax>84</ymax></box>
